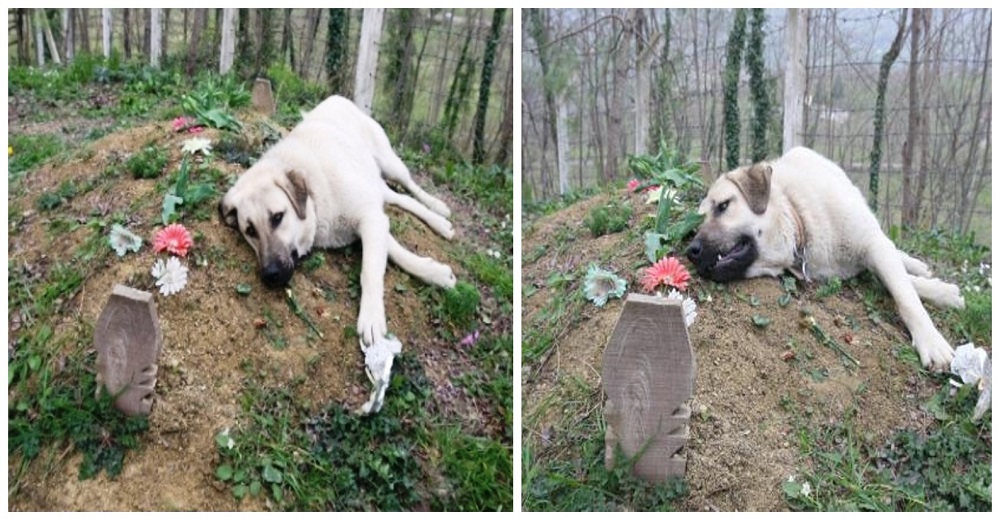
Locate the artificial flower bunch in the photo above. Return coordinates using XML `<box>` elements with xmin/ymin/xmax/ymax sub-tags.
<box><xmin>583</xmin><ymin>264</ymin><xmax>628</xmax><ymax>307</ymax></box>
<box><xmin>640</xmin><ymin>256</ymin><xmax>697</xmax><ymax>327</ymax></box>
<box><xmin>150</xmin><ymin>224</ymin><xmax>192</xmax><ymax>296</ymax></box>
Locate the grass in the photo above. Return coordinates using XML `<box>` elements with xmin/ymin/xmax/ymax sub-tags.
<box><xmin>583</xmin><ymin>201</ymin><xmax>633</xmax><ymax>238</ymax></box>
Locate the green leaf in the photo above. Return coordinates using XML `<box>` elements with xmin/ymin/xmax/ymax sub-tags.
<box><xmin>751</xmin><ymin>315</ymin><xmax>772</xmax><ymax>328</ymax></box>
<box><xmin>644</xmin><ymin>232</ymin><xmax>667</xmax><ymax>263</ymax></box>
<box><xmin>216</xmin><ymin>464</ymin><xmax>234</xmax><ymax>481</ymax></box>
<box><xmin>271</xmin><ymin>483</ymin><xmax>283</xmax><ymax>502</ymax></box>
<box><xmin>235</xmin><ymin>283</ymin><xmax>252</xmax><ymax>296</ymax></box>
<box><xmin>232</xmin><ymin>484</ymin><xmax>247</xmax><ymax>499</ymax></box>
<box><xmin>781</xmin><ymin>479</ymin><xmax>803</xmax><ymax>498</ymax></box>
<box><xmin>28</xmin><ymin>355</ymin><xmax>41</xmax><ymax>371</ymax></box>
<box><xmin>262</xmin><ymin>464</ymin><xmax>283</xmax><ymax>483</ymax></box>
<box><xmin>161</xmin><ymin>194</ymin><xmax>184</xmax><ymax>225</ymax></box>
<box><xmin>778</xmin><ymin>293</ymin><xmax>792</xmax><ymax>307</ymax></box>
<box><xmin>249</xmin><ymin>480</ymin><xmax>262</xmax><ymax>497</ymax></box>
<box><xmin>215</xmin><ymin>431</ymin><xmax>233</xmax><ymax>450</ymax></box>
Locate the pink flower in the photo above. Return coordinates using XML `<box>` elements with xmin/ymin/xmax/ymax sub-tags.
<box><xmin>627</xmin><ymin>179</ymin><xmax>640</xmax><ymax>192</ymax></box>
<box><xmin>171</xmin><ymin>116</ymin><xmax>192</xmax><ymax>132</ymax></box>
<box><xmin>640</xmin><ymin>256</ymin><xmax>692</xmax><ymax>293</ymax></box>
<box><xmin>188</xmin><ymin>126</ymin><xmax>204</xmax><ymax>134</ymax></box>
<box><xmin>153</xmin><ymin>224</ymin><xmax>194</xmax><ymax>257</ymax></box>
<box><xmin>459</xmin><ymin>330</ymin><xmax>480</xmax><ymax>348</ymax></box>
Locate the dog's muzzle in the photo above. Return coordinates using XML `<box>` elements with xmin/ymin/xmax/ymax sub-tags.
<box><xmin>686</xmin><ymin>234</ymin><xmax>758</xmax><ymax>282</ymax></box>
<box><xmin>261</xmin><ymin>261</ymin><xmax>294</xmax><ymax>288</ymax></box>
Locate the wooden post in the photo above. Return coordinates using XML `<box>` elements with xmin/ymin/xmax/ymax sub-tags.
<box><xmin>251</xmin><ymin>78</ymin><xmax>276</xmax><ymax>116</ymax></box>
<box><xmin>102</xmin><ymin>8</ymin><xmax>112</xmax><ymax>58</ymax></box>
<box><xmin>783</xmin><ymin>8</ymin><xmax>807</xmax><ymax>152</ymax></box>
<box><xmin>34</xmin><ymin>10</ymin><xmax>45</xmax><ymax>66</ymax></box>
<box><xmin>556</xmin><ymin>99</ymin><xmax>570</xmax><ymax>194</ymax></box>
<box><xmin>219</xmin><ymin>8</ymin><xmax>236</xmax><ymax>74</ymax></box>
<box><xmin>150</xmin><ymin>8</ymin><xmax>162</xmax><ymax>68</ymax></box>
<box><xmin>354</xmin><ymin>8</ymin><xmax>385</xmax><ymax>116</ymax></box>
<box><xmin>602</xmin><ymin>293</ymin><xmax>695</xmax><ymax>481</ymax></box>
<box><xmin>63</xmin><ymin>8</ymin><xmax>75</xmax><ymax>62</ymax></box>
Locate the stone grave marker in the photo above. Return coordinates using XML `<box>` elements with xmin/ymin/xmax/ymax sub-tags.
<box><xmin>602</xmin><ymin>293</ymin><xmax>695</xmax><ymax>480</ymax></box>
<box><xmin>95</xmin><ymin>285</ymin><xmax>163</xmax><ymax>416</ymax></box>
<box><xmin>251</xmin><ymin>78</ymin><xmax>276</xmax><ymax>116</ymax></box>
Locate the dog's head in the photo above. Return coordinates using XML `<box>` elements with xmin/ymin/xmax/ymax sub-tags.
<box><xmin>219</xmin><ymin>167</ymin><xmax>316</xmax><ymax>288</ymax></box>
<box><xmin>686</xmin><ymin>162</ymin><xmax>772</xmax><ymax>282</ymax></box>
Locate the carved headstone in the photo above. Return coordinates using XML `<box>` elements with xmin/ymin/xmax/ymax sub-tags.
<box><xmin>602</xmin><ymin>293</ymin><xmax>695</xmax><ymax>480</ymax></box>
<box><xmin>251</xmin><ymin>78</ymin><xmax>276</xmax><ymax>116</ymax></box>
<box><xmin>95</xmin><ymin>285</ymin><xmax>163</xmax><ymax>416</ymax></box>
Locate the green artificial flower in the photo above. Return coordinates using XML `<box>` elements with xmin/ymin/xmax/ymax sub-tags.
<box><xmin>583</xmin><ymin>264</ymin><xmax>627</xmax><ymax>307</ymax></box>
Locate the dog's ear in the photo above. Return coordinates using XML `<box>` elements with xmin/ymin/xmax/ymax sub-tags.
<box><xmin>219</xmin><ymin>190</ymin><xmax>239</xmax><ymax>229</ymax></box>
<box><xmin>730</xmin><ymin>162</ymin><xmax>772</xmax><ymax>215</ymax></box>
<box><xmin>275</xmin><ymin>170</ymin><xmax>310</xmax><ymax>220</ymax></box>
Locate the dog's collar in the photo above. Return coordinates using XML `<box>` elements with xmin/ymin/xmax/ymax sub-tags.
<box><xmin>787</xmin><ymin>196</ymin><xmax>810</xmax><ymax>281</ymax></box>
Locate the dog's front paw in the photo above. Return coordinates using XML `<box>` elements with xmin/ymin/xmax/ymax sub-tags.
<box><xmin>914</xmin><ymin>332</ymin><xmax>955</xmax><ymax>372</ymax></box>
<box><xmin>939</xmin><ymin>282</ymin><xmax>965</xmax><ymax>310</ymax></box>
<box><xmin>357</xmin><ymin>306</ymin><xmax>388</xmax><ymax>347</ymax></box>
<box><xmin>428</xmin><ymin>198</ymin><xmax>451</xmax><ymax>219</ymax></box>
<box><xmin>429</xmin><ymin>263</ymin><xmax>457</xmax><ymax>289</ymax></box>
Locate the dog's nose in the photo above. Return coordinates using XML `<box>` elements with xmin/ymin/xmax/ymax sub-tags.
<box><xmin>686</xmin><ymin>238</ymin><xmax>702</xmax><ymax>262</ymax></box>
<box><xmin>261</xmin><ymin>263</ymin><xmax>291</xmax><ymax>289</ymax></box>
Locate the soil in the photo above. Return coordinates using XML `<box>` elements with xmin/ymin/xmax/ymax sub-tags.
<box><xmin>8</xmin><ymin>114</ymin><xmax>506</xmax><ymax>511</ymax></box>
<box><xmin>522</xmin><ymin>191</ymin><xmax>950</xmax><ymax>512</ymax></box>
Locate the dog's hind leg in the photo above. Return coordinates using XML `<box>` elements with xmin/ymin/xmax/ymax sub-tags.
<box><xmin>387</xmin><ymin>234</ymin><xmax>456</xmax><ymax>289</ymax></box>
<box><xmin>371</xmin><ymin>134</ymin><xmax>451</xmax><ymax>218</ymax></box>
<box><xmin>909</xmin><ymin>275</ymin><xmax>965</xmax><ymax>309</ymax></box>
<box><xmin>899</xmin><ymin>250</ymin><xmax>932</xmax><ymax>277</ymax></box>
<box><xmin>383</xmin><ymin>186</ymin><xmax>455</xmax><ymax>240</ymax></box>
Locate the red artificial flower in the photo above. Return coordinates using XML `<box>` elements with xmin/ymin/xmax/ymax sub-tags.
<box><xmin>172</xmin><ymin>116</ymin><xmax>191</xmax><ymax>132</ymax></box>
<box><xmin>627</xmin><ymin>179</ymin><xmax>640</xmax><ymax>192</ymax></box>
<box><xmin>153</xmin><ymin>224</ymin><xmax>194</xmax><ymax>257</ymax></box>
<box><xmin>640</xmin><ymin>256</ymin><xmax>691</xmax><ymax>293</ymax></box>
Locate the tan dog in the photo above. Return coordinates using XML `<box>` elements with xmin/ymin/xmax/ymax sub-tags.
<box><xmin>220</xmin><ymin>95</ymin><xmax>456</xmax><ymax>347</ymax></box>
<box><xmin>686</xmin><ymin>147</ymin><xmax>964</xmax><ymax>370</ymax></box>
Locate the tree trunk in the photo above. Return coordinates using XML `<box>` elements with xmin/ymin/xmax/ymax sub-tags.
<box><xmin>472</xmin><ymin>8</ymin><xmax>506</xmax><ymax>164</ymax></box>
<box><xmin>633</xmin><ymin>8</ymin><xmax>651</xmax><ymax>155</ymax></box>
<box><xmin>219</xmin><ymin>8</ymin><xmax>236</xmax><ymax>74</ymax></box>
<box><xmin>783</xmin><ymin>8</ymin><xmax>807</xmax><ymax>152</ymax></box>
<box><xmin>280</xmin><ymin>8</ymin><xmax>295</xmax><ymax>69</ymax></box>
<box><xmin>79</xmin><ymin>9</ymin><xmax>91</xmax><ymax>55</ymax></box>
<box><xmin>34</xmin><ymin>10</ymin><xmax>45</xmax><ymax>66</ymax></box>
<box><xmin>102</xmin><ymin>8</ymin><xmax>112</xmax><ymax>58</ymax></box>
<box><xmin>186</xmin><ymin>9</ymin><xmax>204</xmax><ymax>76</ymax></box>
<box><xmin>299</xmin><ymin>9</ymin><xmax>321</xmax><ymax>77</ymax></box>
<box><xmin>385</xmin><ymin>9</ymin><xmax>419</xmax><ymax>137</ymax></box>
<box><xmin>256</xmin><ymin>9</ymin><xmax>277</xmax><ymax>74</ymax></box>
<box><xmin>40</xmin><ymin>10</ymin><xmax>61</xmax><ymax>65</ymax></box>
<box><xmin>430</xmin><ymin>9</ymin><xmax>457</xmax><ymax>124</ymax></box>
<box><xmin>746</xmin><ymin>8</ymin><xmax>768</xmax><ymax>162</ymax></box>
<box><xmin>442</xmin><ymin>13</ymin><xmax>477</xmax><ymax>141</ymax></box>
<box><xmin>494</xmin><ymin>69</ymin><xmax>513</xmax><ymax>166</ymax></box>
<box><xmin>161</xmin><ymin>9</ymin><xmax>170</xmax><ymax>59</ymax></box>
<box><xmin>901</xmin><ymin>9</ymin><xmax>924</xmax><ymax>228</ymax></box>
<box><xmin>123</xmin><ymin>9</ymin><xmax>132</xmax><ymax>60</ymax></box>
<box><xmin>723</xmin><ymin>9</ymin><xmax>747</xmax><ymax>170</ymax></box>
<box><xmin>150</xmin><ymin>8</ymin><xmax>162</xmax><ymax>68</ymax></box>
<box><xmin>63</xmin><ymin>9</ymin><xmax>75</xmax><ymax>62</ymax></box>
<box><xmin>326</xmin><ymin>9</ymin><xmax>352</xmax><ymax>95</ymax></box>
<box><xmin>354</xmin><ymin>8</ymin><xmax>385</xmax><ymax>115</ymax></box>
<box><xmin>868</xmin><ymin>9</ymin><xmax>907</xmax><ymax>211</ymax></box>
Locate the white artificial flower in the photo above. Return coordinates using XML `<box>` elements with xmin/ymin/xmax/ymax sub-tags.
<box><xmin>181</xmin><ymin>137</ymin><xmax>212</xmax><ymax>156</ymax></box>
<box><xmin>152</xmin><ymin>256</ymin><xmax>189</xmax><ymax>296</ymax></box>
<box><xmin>108</xmin><ymin>224</ymin><xmax>142</xmax><ymax>257</ymax></box>
<box><xmin>665</xmin><ymin>288</ymin><xmax>698</xmax><ymax>327</ymax></box>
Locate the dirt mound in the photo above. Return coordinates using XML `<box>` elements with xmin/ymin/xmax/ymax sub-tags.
<box><xmin>523</xmin><ymin>191</ymin><xmax>944</xmax><ymax>511</ymax></box>
<box><xmin>8</xmin><ymin>117</ymin><xmax>494</xmax><ymax>511</ymax></box>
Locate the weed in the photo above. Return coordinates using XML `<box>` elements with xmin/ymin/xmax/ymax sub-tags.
<box><xmin>126</xmin><ymin>145</ymin><xmax>168</xmax><ymax>179</ymax></box>
<box><xmin>584</xmin><ymin>202</ymin><xmax>632</xmax><ymax>238</ymax></box>
<box><xmin>302</xmin><ymin>251</ymin><xmax>326</xmax><ymax>272</ymax></box>
<box><xmin>784</xmin><ymin>385</ymin><xmax>990</xmax><ymax>511</ymax></box>
<box><xmin>816</xmin><ymin>277</ymin><xmax>843</xmax><ymax>298</ymax></box>
<box><xmin>438</xmin><ymin>282</ymin><xmax>481</xmax><ymax>330</ymax></box>
<box><xmin>463</xmin><ymin>251</ymin><xmax>513</xmax><ymax>305</ymax></box>
<box><xmin>432</xmin><ymin>162</ymin><xmax>512</xmax><ymax>216</ymax></box>
<box><xmin>9</xmin><ymin>134</ymin><xmax>63</xmax><ymax>178</ymax></box>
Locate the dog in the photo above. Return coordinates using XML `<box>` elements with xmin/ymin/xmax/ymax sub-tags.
<box><xmin>686</xmin><ymin>146</ymin><xmax>964</xmax><ymax>371</ymax></box>
<box><xmin>219</xmin><ymin>95</ymin><xmax>457</xmax><ymax>348</ymax></box>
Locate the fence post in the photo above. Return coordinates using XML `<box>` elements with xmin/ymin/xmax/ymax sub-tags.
<box><xmin>354</xmin><ymin>8</ymin><xmax>385</xmax><ymax>116</ymax></box>
<box><xmin>783</xmin><ymin>8</ymin><xmax>807</xmax><ymax>152</ymax></box>
<box><xmin>219</xmin><ymin>8</ymin><xmax>236</xmax><ymax>74</ymax></box>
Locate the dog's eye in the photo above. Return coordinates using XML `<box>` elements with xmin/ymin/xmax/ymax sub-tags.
<box><xmin>246</xmin><ymin>224</ymin><xmax>257</xmax><ymax>239</ymax></box>
<box><xmin>271</xmin><ymin>212</ymin><xmax>284</xmax><ymax>228</ymax></box>
<box><xmin>716</xmin><ymin>200</ymin><xmax>730</xmax><ymax>214</ymax></box>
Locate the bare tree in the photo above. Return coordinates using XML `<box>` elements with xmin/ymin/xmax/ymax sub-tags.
<box><xmin>867</xmin><ymin>9</ymin><xmax>907</xmax><ymax>211</ymax></box>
